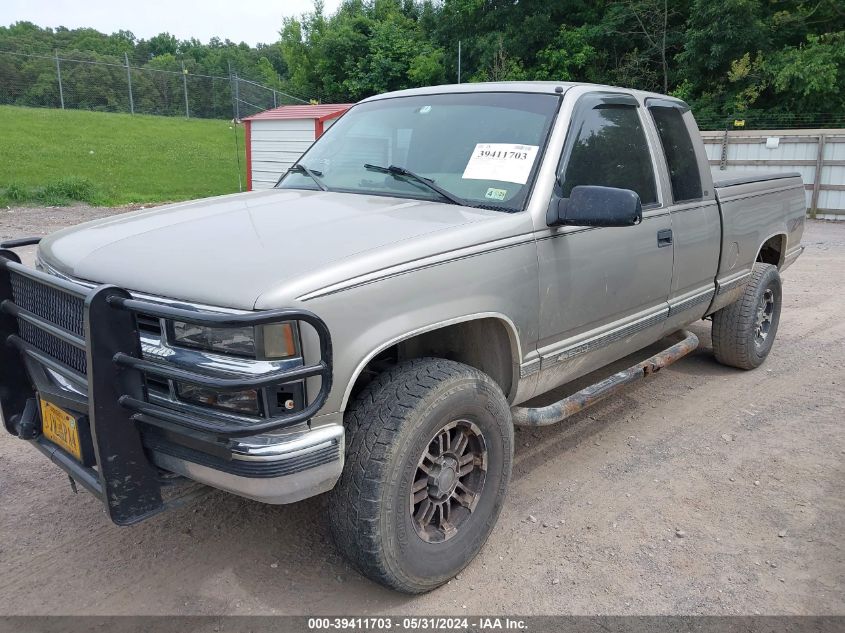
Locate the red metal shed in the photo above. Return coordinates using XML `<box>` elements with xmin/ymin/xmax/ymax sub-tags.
<box><xmin>242</xmin><ymin>104</ymin><xmax>353</xmax><ymax>190</ymax></box>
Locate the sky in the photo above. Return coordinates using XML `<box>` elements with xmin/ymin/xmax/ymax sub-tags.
<box><xmin>2</xmin><ymin>0</ymin><xmax>344</xmax><ymax>47</ymax></box>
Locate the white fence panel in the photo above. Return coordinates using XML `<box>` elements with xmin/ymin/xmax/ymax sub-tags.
<box><xmin>701</xmin><ymin>129</ymin><xmax>845</xmax><ymax>221</ymax></box>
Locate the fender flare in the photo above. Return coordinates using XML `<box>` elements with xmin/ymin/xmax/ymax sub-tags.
<box><xmin>339</xmin><ymin>312</ymin><xmax>523</xmax><ymax>412</ymax></box>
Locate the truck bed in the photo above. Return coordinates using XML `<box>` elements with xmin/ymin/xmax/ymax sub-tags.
<box><xmin>707</xmin><ymin>167</ymin><xmax>806</xmax><ymax>314</ymax></box>
<box><xmin>711</xmin><ymin>168</ymin><xmax>802</xmax><ymax>189</ymax></box>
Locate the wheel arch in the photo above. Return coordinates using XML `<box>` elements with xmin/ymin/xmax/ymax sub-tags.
<box><xmin>756</xmin><ymin>232</ymin><xmax>788</xmax><ymax>269</ymax></box>
<box><xmin>341</xmin><ymin>313</ymin><xmax>522</xmax><ymax>411</ymax></box>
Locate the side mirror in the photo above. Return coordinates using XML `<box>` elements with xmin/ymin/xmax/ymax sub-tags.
<box><xmin>547</xmin><ymin>185</ymin><xmax>643</xmax><ymax>227</ymax></box>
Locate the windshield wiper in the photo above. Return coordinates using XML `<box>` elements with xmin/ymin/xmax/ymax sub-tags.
<box><xmin>363</xmin><ymin>164</ymin><xmax>467</xmax><ymax>207</ymax></box>
<box><xmin>286</xmin><ymin>163</ymin><xmax>328</xmax><ymax>191</ymax></box>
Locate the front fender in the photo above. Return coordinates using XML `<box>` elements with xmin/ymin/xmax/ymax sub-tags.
<box><xmin>293</xmin><ymin>240</ymin><xmax>540</xmax><ymax>416</ymax></box>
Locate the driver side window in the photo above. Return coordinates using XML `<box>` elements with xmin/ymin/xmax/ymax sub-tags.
<box><xmin>560</xmin><ymin>103</ymin><xmax>658</xmax><ymax>206</ymax></box>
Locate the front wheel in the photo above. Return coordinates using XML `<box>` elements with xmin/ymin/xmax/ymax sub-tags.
<box><xmin>328</xmin><ymin>358</ymin><xmax>513</xmax><ymax>593</ymax></box>
<box><xmin>711</xmin><ymin>262</ymin><xmax>783</xmax><ymax>370</ymax></box>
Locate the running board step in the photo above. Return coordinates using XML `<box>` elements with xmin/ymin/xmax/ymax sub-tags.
<box><xmin>511</xmin><ymin>330</ymin><xmax>699</xmax><ymax>427</ymax></box>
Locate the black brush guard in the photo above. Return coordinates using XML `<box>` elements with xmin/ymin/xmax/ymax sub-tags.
<box><xmin>0</xmin><ymin>242</ymin><xmax>333</xmax><ymax>525</ymax></box>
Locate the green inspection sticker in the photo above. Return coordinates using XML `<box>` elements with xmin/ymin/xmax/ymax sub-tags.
<box><xmin>485</xmin><ymin>187</ymin><xmax>507</xmax><ymax>201</ymax></box>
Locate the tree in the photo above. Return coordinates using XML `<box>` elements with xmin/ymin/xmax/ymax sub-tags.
<box><xmin>2</xmin><ymin>2</ymin><xmax>844</xmax><ymax>127</ymax></box>
<box><xmin>602</xmin><ymin>0</ymin><xmax>685</xmax><ymax>93</ymax></box>
<box><xmin>678</xmin><ymin>0</ymin><xmax>765</xmax><ymax>99</ymax></box>
<box><xmin>536</xmin><ymin>25</ymin><xmax>599</xmax><ymax>82</ymax></box>
<box><xmin>729</xmin><ymin>32</ymin><xmax>845</xmax><ymax>116</ymax></box>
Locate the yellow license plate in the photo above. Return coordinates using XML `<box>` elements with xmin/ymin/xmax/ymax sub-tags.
<box><xmin>40</xmin><ymin>399</ymin><xmax>82</xmax><ymax>461</ymax></box>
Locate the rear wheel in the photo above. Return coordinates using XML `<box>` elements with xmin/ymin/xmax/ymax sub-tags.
<box><xmin>328</xmin><ymin>358</ymin><xmax>513</xmax><ymax>594</ymax></box>
<box><xmin>711</xmin><ymin>262</ymin><xmax>782</xmax><ymax>370</ymax></box>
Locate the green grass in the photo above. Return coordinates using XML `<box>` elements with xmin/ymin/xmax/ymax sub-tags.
<box><xmin>0</xmin><ymin>106</ymin><xmax>246</xmax><ymax>207</ymax></box>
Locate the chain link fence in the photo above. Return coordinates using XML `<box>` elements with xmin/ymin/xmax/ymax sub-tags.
<box><xmin>5</xmin><ymin>50</ymin><xmax>844</xmax><ymax>130</ymax></box>
<box><xmin>687</xmin><ymin>111</ymin><xmax>845</xmax><ymax>132</ymax></box>
<box><xmin>0</xmin><ymin>50</ymin><xmax>308</xmax><ymax>120</ymax></box>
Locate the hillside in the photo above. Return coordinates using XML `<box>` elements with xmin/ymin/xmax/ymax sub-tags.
<box><xmin>0</xmin><ymin>106</ymin><xmax>246</xmax><ymax>206</ymax></box>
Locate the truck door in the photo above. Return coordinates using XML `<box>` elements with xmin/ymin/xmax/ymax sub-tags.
<box><xmin>533</xmin><ymin>92</ymin><xmax>674</xmax><ymax>396</ymax></box>
<box><xmin>645</xmin><ymin>99</ymin><xmax>721</xmax><ymax>332</ymax></box>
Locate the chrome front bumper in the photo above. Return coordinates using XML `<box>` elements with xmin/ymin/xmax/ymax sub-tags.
<box><xmin>148</xmin><ymin>419</ymin><xmax>345</xmax><ymax>504</ymax></box>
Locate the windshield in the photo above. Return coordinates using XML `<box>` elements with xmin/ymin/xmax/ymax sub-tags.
<box><xmin>277</xmin><ymin>92</ymin><xmax>561</xmax><ymax>212</ymax></box>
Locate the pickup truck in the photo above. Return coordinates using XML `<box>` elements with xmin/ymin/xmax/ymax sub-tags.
<box><xmin>0</xmin><ymin>82</ymin><xmax>806</xmax><ymax>594</ymax></box>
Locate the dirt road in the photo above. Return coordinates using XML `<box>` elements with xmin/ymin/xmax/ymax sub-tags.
<box><xmin>0</xmin><ymin>206</ymin><xmax>842</xmax><ymax>615</ymax></box>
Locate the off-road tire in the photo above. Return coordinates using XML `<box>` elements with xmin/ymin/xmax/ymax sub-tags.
<box><xmin>328</xmin><ymin>358</ymin><xmax>513</xmax><ymax>594</ymax></box>
<box><xmin>712</xmin><ymin>262</ymin><xmax>782</xmax><ymax>370</ymax></box>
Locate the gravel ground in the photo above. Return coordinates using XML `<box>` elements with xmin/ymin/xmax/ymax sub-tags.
<box><xmin>0</xmin><ymin>205</ymin><xmax>842</xmax><ymax>616</ymax></box>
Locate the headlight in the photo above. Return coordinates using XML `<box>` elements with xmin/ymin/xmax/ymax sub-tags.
<box><xmin>170</xmin><ymin>321</ymin><xmax>298</xmax><ymax>359</ymax></box>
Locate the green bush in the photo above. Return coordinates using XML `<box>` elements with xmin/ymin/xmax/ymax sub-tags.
<box><xmin>0</xmin><ymin>178</ymin><xmax>101</xmax><ymax>206</ymax></box>
<box><xmin>36</xmin><ymin>192</ymin><xmax>72</xmax><ymax>207</ymax></box>
<box><xmin>3</xmin><ymin>182</ymin><xmax>28</xmax><ymax>201</ymax></box>
<box><xmin>43</xmin><ymin>176</ymin><xmax>97</xmax><ymax>202</ymax></box>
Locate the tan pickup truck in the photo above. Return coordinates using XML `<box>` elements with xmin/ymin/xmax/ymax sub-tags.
<box><xmin>0</xmin><ymin>81</ymin><xmax>805</xmax><ymax>593</ymax></box>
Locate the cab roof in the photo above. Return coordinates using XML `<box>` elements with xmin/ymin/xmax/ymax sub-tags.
<box><xmin>360</xmin><ymin>81</ymin><xmax>685</xmax><ymax>108</ymax></box>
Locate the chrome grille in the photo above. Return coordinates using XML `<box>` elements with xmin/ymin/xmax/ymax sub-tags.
<box><xmin>9</xmin><ymin>271</ymin><xmax>87</xmax><ymax>375</ymax></box>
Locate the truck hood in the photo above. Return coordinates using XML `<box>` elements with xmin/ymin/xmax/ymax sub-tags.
<box><xmin>40</xmin><ymin>189</ymin><xmax>510</xmax><ymax>309</ymax></box>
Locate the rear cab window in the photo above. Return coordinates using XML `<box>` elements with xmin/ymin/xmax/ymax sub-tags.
<box><xmin>648</xmin><ymin>103</ymin><xmax>704</xmax><ymax>203</ymax></box>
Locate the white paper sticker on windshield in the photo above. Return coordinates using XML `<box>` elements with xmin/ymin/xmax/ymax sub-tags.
<box><xmin>462</xmin><ymin>143</ymin><xmax>540</xmax><ymax>185</ymax></box>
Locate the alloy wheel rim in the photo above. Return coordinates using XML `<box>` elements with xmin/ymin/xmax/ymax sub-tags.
<box><xmin>410</xmin><ymin>419</ymin><xmax>487</xmax><ymax>543</ymax></box>
<box><xmin>754</xmin><ymin>288</ymin><xmax>775</xmax><ymax>346</ymax></box>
